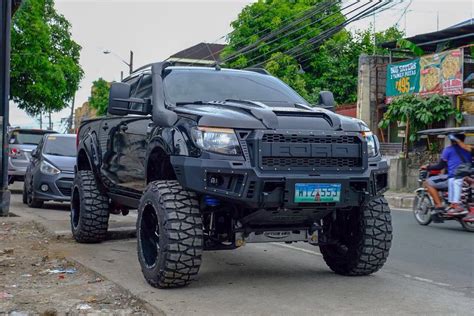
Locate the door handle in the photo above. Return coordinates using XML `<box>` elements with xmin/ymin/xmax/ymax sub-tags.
<box><xmin>102</xmin><ymin>123</ymin><xmax>109</xmax><ymax>131</ymax></box>
<box><xmin>120</xmin><ymin>125</ymin><xmax>128</xmax><ymax>132</ymax></box>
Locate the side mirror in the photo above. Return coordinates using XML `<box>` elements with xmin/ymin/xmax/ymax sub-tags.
<box><xmin>107</xmin><ymin>82</ymin><xmax>152</xmax><ymax>116</ymax></box>
<box><xmin>108</xmin><ymin>82</ymin><xmax>131</xmax><ymax>116</ymax></box>
<box><xmin>318</xmin><ymin>91</ymin><xmax>335</xmax><ymax>112</ymax></box>
<box><xmin>31</xmin><ymin>148</ymin><xmax>38</xmax><ymax>158</ymax></box>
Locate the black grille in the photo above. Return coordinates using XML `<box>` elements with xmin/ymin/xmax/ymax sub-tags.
<box><xmin>58</xmin><ymin>187</ymin><xmax>72</xmax><ymax>196</ymax></box>
<box><xmin>262</xmin><ymin>134</ymin><xmax>357</xmax><ymax>144</ymax></box>
<box><xmin>56</xmin><ymin>178</ymin><xmax>73</xmax><ymax>197</ymax></box>
<box><xmin>261</xmin><ymin>157</ymin><xmax>361</xmax><ymax>169</ymax></box>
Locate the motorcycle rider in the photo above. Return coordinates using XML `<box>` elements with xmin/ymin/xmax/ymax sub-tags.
<box><xmin>421</xmin><ymin>133</ymin><xmax>472</xmax><ymax>216</ymax></box>
<box><xmin>451</xmin><ymin>135</ymin><xmax>474</xmax><ymax>222</ymax></box>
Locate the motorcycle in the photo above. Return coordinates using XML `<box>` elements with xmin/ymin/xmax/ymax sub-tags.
<box><xmin>413</xmin><ymin>169</ymin><xmax>474</xmax><ymax>232</ymax></box>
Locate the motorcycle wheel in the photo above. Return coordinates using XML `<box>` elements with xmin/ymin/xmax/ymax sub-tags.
<box><xmin>413</xmin><ymin>193</ymin><xmax>432</xmax><ymax>226</ymax></box>
<box><xmin>459</xmin><ymin>219</ymin><xmax>474</xmax><ymax>232</ymax></box>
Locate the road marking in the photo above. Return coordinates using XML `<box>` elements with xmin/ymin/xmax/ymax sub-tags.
<box><xmin>402</xmin><ymin>274</ymin><xmax>452</xmax><ymax>287</ymax></box>
<box><xmin>272</xmin><ymin>243</ymin><xmax>322</xmax><ymax>256</ymax></box>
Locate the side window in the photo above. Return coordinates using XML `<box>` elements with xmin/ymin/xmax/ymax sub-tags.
<box><xmin>134</xmin><ymin>74</ymin><xmax>152</xmax><ymax>99</ymax></box>
<box><xmin>131</xmin><ymin>74</ymin><xmax>152</xmax><ymax>111</ymax></box>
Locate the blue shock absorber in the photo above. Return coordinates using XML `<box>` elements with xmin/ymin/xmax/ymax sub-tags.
<box><xmin>204</xmin><ymin>195</ymin><xmax>220</xmax><ymax>207</ymax></box>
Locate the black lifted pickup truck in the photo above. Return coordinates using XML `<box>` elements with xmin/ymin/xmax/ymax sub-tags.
<box><xmin>72</xmin><ymin>62</ymin><xmax>392</xmax><ymax>288</ymax></box>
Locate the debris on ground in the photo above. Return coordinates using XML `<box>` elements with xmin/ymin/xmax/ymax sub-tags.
<box><xmin>0</xmin><ymin>221</ymin><xmax>149</xmax><ymax>315</ymax></box>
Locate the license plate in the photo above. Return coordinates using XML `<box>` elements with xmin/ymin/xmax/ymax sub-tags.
<box><xmin>294</xmin><ymin>183</ymin><xmax>341</xmax><ymax>203</ymax></box>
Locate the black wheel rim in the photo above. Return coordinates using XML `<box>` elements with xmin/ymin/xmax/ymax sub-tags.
<box><xmin>71</xmin><ymin>187</ymin><xmax>81</xmax><ymax>229</ymax></box>
<box><xmin>140</xmin><ymin>203</ymin><xmax>160</xmax><ymax>268</ymax></box>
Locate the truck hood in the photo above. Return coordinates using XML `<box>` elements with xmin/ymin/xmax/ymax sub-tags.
<box><xmin>174</xmin><ymin>101</ymin><xmax>369</xmax><ymax>132</ymax></box>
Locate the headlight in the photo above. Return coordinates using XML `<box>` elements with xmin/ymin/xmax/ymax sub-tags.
<box><xmin>362</xmin><ymin>131</ymin><xmax>379</xmax><ymax>158</ymax></box>
<box><xmin>40</xmin><ymin>160</ymin><xmax>60</xmax><ymax>175</ymax></box>
<box><xmin>191</xmin><ymin>127</ymin><xmax>242</xmax><ymax>156</ymax></box>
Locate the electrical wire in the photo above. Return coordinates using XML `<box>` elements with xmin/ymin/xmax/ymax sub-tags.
<box><xmin>246</xmin><ymin>0</ymin><xmax>380</xmax><ymax>68</ymax></box>
<box><xmin>194</xmin><ymin>0</ymin><xmax>342</xmax><ymax>66</ymax></box>
<box><xmin>246</xmin><ymin>1</ymin><xmax>371</xmax><ymax>67</ymax></box>
<box><xmin>220</xmin><ymin>1</ymin><xmax>342</xmax><ymax>65</ymax></box>
<box><xmin>249</xmin><ymin>0</ymin><xmax>399</xmax><ymax>68</ymax></box>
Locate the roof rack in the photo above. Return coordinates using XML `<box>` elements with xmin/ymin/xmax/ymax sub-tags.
<box><xmin>244</xmin><ymin>67</ymin><xmax>270</xmax><ymax>75</ymax></box>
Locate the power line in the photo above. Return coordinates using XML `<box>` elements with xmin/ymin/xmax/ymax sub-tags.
<box><xmin>193</xmin><ymin>1</ymin><xmax>341</xmax><ymax>66</ymax></box>
<box><xmin>169</xmin><ymin>1</ymin><xmax>299</xmax><ymax>65</ymax></box>
<box><xmin>285</xmin><ymin>1</ymin><xmax>393</xmax><ymax>62</ymax></box>
<box><xmin>241</xmin><ymin>1</ymin><xmax>368</xmax><ymax>67</ymax></box>
<box><xmin>220</xmin><ymin>1</ymin><xmax>341</xmax><ymax>65</ymax></box>
<box><xmin>248</xmin><ymin>0</ymin><xmax>396</xmax><ymax>68</ymax></box>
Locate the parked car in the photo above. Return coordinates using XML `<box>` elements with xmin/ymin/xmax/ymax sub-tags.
<box><xmin>73</xmin><ymin>63</ymin><xmax>391</xmax><ymax>288</ymax></box>
<box><xmin>23</xmin><ymin>134</ymin><xmax>76</xmax><ymax>208</ymax></box>
<box><xmin>8</xmin><ymin>128</ymin><xmax>57</xmax><ymax>184</ymax></box>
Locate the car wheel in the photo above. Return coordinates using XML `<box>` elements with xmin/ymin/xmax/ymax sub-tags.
<box><xmin>319</xmin><ymin>197</ymin><xmax>392</xmax><ymax>276</ymax></box>
<box><xmin>22</xmin><ymin>181</ymin><xmax>27</xmax><ymax>204</ymax></box>
<box><xmin>26</xmin><ymin>177</ymin><xmax>43</xmax><ymax>208</ymax></box>
<box><xmin>70</xmin><ymin>170</ymin><xmax>110</xmax><ymax>243</ymax></box>
<box><xmin>137</xmin><ymin>180</ymin><xmax>203</xmax><ymax>288</ymax></box>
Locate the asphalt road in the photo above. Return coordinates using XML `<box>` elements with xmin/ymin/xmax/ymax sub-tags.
<box><xmin>8</xmin><ymin>194</ymin><xmax>474</xmax><ymax>315</ymax></box>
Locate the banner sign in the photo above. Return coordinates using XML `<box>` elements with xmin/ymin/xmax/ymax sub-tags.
<box><xmin>386</xmin><ymin>59</ymin><xmax>420</xmax><ymax>98</ymax></box>
<box><xmin>386</xmin><ymin>48</ymin><xmax>464</xmax><ymax>102</ymax></box>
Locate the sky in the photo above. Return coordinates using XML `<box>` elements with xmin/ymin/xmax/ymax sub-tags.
<box><xmin>9</xmin><ymin>0</ymin><xmax>474</xmax><ymax>131</ymax></box>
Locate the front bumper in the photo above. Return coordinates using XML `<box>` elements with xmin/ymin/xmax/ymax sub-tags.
<box><xmin>32</xmin><ymin>171</ymin><xmax>74</xmax><ymax>202</ymax></box>
<box><xmin>171</xmin><ymin>156</ymin><xmax>389</xmax><ymax>209</ymax></box>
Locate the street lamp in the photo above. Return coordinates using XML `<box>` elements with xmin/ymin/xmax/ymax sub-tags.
<box><xmin>103</xmin><ymin>49</ymin><xmax>134</xmax><ymax>76</ymax></box>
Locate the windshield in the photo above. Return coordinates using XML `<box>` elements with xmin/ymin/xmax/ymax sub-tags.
<box><xmin>9</xmin><ymin>130</ymin><xmax>55</xmax><ymax>145</ymax></box>
<box><xmin>43</xmin><ymin>136</ymin><xmax>76</xmax><ymax>157</ymax></box>
<box><xmin>163</xmin><ymin>69</ymin><xmax>308</xmax><ymax>106</ymax></box>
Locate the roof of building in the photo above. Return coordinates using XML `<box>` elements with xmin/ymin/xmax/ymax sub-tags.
<box><xmin>381</xmin><ymin>21</ymin><xmax>474</xmax><ymax>53</ymax></box>
<box><xmin>168</xmin><ymin>42</ymin><xmax>226</xmax><ymax>64</ymax></box>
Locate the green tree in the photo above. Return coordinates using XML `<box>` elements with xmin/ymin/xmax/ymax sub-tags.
<box><xmin>222</xmin><ymin>0</ymin><xmax>404</xmax><ymax>104</ymax></box>
<box><xmin>10</xmin><ymin>0</ymin><xmax>83</xmax><ymax>117</ymax></box>
<box><xmin>88</xmin><ymin>78</ymin><xmax>110</xmax><ymax>116</ymax></box>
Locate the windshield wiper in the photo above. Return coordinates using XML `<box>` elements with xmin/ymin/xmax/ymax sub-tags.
<box><xmin>175</xmin><ymin>101</ymin><xmax>207</xmax><ymax>106</ymax></box>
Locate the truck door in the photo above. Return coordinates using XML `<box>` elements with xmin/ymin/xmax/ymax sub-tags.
<box><xmin>113</xmin><ymin>74</ymin><xmax>152</xmax><ymax>193</ymax></box>
<box><xmin>100</xmin><ymin>75</ymin><xmax>142</xmax><ymax>188</ymax></box>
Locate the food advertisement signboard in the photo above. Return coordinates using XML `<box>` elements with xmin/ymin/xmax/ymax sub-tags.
<box><xmin>385</xmin><ymin>48</ymin><xmax>464</xmax><ymax>102</ymax></box>
<box><xmin>386</xmin><ymin>59</ymin><xmax>420</xmax><ymax>101</ymax></box>
<box><xmin>419</xmin><ymin>49</ymin><xmax>463</xmax><ymax>96</ymax></box>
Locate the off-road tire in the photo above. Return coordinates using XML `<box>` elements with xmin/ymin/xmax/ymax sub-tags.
<box><xmin>319</xmin><ymin>197</ymin><xmax>392</xmax><ymax>276</ymax></box>
<box><xmin>70</xmin><ymin>170</ymin><xmax>110</xmax><ymax>243</ymax></box>
<box><xmin>137</xmin><ymin>180</ymin><xmax>203</xmax><ymax>288</ymax></box>
<box><xmin>26</xmin><ymin>177</ymin><xmax>43</xmax><ymax>208</ymax></box>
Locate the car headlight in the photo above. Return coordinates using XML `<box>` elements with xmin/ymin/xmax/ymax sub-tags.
<box><xmin>362</xmin><ymin>131</ymin><xmax>379</xmax><ymax>158</ymax></box>
<box><xmin>191</xmin><ymin>127</ymin><xmax>242</xmax><ymax>156</ymax></box>
<box><xmin>40</xmin><ymin>160</ymin><xmax>60</xmax><ymax>175</ymax></box>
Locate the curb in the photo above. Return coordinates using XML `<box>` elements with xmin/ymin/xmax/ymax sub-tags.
<box><xmin>385</xmin><ymin>195</ymin><xmax>415</xmax><ymax>210</ymax></box>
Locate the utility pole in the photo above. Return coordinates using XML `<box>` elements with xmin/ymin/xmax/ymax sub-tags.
<box><xmin>436</xmin><ymin>11</ymin><xmax>439</xmax><ymax>31</ymax></box>
<box><xmin>48</xmin><ymin>110</ymin><xmax>52</xmax><ymax>130</ymax></box>
<box><xmin>68</xmin><ymin>94</ymin><xmax>75</xmax><ymax>132</ymax></box>
<box><xmin>129</xmin><ymin>50</ymin><xmax>133</xmax><ymax>75</ymax></box>
<box><xmin>0</xmin><ymin>0</ymin><xmax>12</xmax><ymax>216</ymax></box>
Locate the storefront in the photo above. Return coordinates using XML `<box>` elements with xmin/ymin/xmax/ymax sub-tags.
<box><xmin>356</xmin><ymin>21</ymin><xmax>474</xmax><ymax>151</ymax></box>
